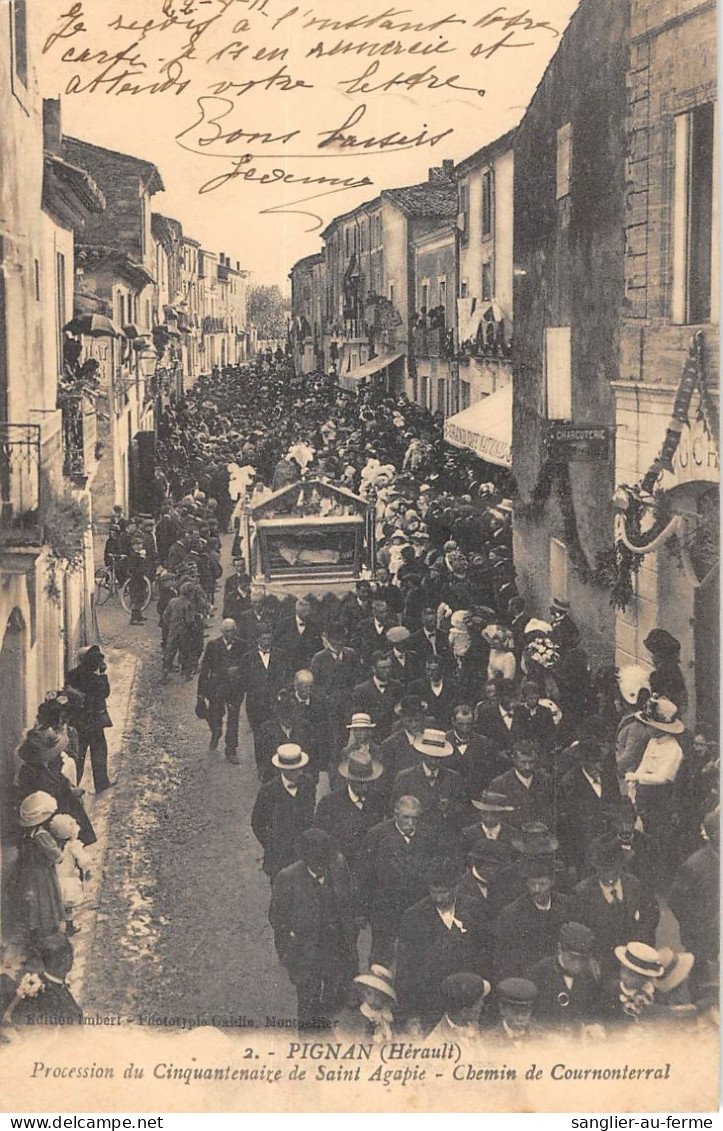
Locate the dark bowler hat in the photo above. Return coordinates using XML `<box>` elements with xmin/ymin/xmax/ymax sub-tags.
<box><xmin>467</xmin><ymin>839</ymin><xmax>511</xmax><ymax>868</ymax></box>
<box><xmin>471</xmin><ymin>790</ymin><xmax>514</xmax><ymax>813</ymax></box>
<box><xmin>424</xmin><ymin>857</ymin><xmax>464</xmax><ymax>888</ymax></box>
<box><xmin>588</xmin><ymin>833</ymin><xmax>625</xmax><ymax>871</ymax></box>
<box><xmin>511</xmin><ymin>823</ymin><xmax>559</xmax><ymax>856</ymax></box>
<box><xmin>497</xmin><ymin>978</ymin><xmax>538</xmax><ymax>1005</ymax></box>
<box><xmin>440</xmin><ymin>972</ymin><xmax>490</xmax><ymax>1011</ymax></box>
<box><xmin>643</xmin><ymin>628</ymin><xmax>681</xmax><ymax>657</ymax></box>
<box><xmin>559</xmin><ymin>922</ymin><xmax>596</xmax><ymax>955</ymax></box>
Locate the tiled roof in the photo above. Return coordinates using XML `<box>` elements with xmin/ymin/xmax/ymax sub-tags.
<box><xmin>63</xmin><ymin>137</ymin><xmax>165</xmax><ymax>194</ymax></box>
<box><xmin>382</xmin><ymin>177</ymin><xmax>457</xmax><ymax>218</ymax></box>
<box><xmin>454</xmin><ymin>127</ymin><xmax>518</xmax><ymax>176</ymax></box>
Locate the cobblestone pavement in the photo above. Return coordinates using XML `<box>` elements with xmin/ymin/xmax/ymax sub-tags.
<box><xmin>83</xmin><ymin>539</ymin><xmax>297</xmax><ymax>1031</ymax></box>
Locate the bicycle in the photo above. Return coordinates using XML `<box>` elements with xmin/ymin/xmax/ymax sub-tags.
<box><xmin>94</xmin><ymin>554</ymin><xmax>152</xmax><ymax>614</ymax></box>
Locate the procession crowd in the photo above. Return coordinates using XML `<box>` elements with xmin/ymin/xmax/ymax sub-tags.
<box><xmin>3</xmin><ymin>359</ymin><xmax>719</xmax><ymax>1045</ymax></box>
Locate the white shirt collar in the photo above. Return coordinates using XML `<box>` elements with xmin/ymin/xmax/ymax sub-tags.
<box><xmin>514</xmin><ymin>770</ymin><xmax>533</xmax><ymax>787</ymax></box>
<box><xmin>281</xmin><ymin>774</ymin><xmax>298</xmax><ymax>795</ymax></box>
<box><xmin>295</xmin><ymin>617</ymin><xmax>306</xmax><ymax>631</ymax></box>
<box><xmin>373</xmin><ymin>676</ymin><xmax>386</xmax><ymax>693</ymax></box>
<box><xmin>348</xmin><ymin>785</ymin><xmax>364</xmax><ymax>808</ymax></box>
<box><xmin>423</xmin><ymin>762</ymin><xmax>439</xmax><ymax>780</ymax></box>
<box><xmin>482</xmin><ymin>822</ymin><xmax>501</xmax><ymax>838</ymax></box>
<box><xmin>437</xmin><ymin>905</ymin><xmax>465</xmax><ymax>930</ymax></box>
<box><xmin>582</xmin><ymin>767</ymin><xmax>603</xmax><ymax>796</ymax></box>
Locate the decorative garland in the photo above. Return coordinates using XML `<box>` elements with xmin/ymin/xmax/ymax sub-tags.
<box><xmin>44</xmin><ymin>490</ymin><xmax>90</xmax><ymax>603</ymax></box>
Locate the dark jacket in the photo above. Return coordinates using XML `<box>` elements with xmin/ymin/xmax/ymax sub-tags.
<box><xmin>409</xmin><ymin>677</ymin><xmax>458</xmax><ymax>729</ymax></box>
<box><xmin>221</xmin><ymin>580</ymin><xmax>251</xmax><ymax>623</ymax></box>
<box><xmin>391</xmin><ymin>764</ymin><xmax>467</xmax><ymax>849</ymax></box>
<box><xmin>378</xmin><ymin>729</ymin><xmax>420</xmax><ymax>782</ymax></box>
<box><xmin>66</xmin><ymin>664</ymin><xmax>111</xmax><ymax>730</ymax></box>
<box><xmin>530</xmin><ymin>954</ymin><xmax>601</xmax><ymax>1028</ymax></box>
<box><xmin>352</xmin><ymin>617</ymin><xmax>392</xmax><ymax>664</ymax></box>
<box><xmin>557</xmin><ymin>764</ymin><xmax>619</xmax><ymax>869</ymax></box>
<box><xmin>396</xmin><ymin>894</ymin><xmax>492</xmax><ymax>1024</ymax></box>
<box><xmin>407</xmin><ymin>627</ymin><xmax>449</xmax><ymax>661</ymax></box>
<box><xmin>310</xmin><ymin>646</ymin><xmax>362</xmax><ymax>703</ymax></box>
<box><xmin>388</xmin><ymin>650</ymin><xmax>423</xmax><ymax>686</ymax></box>
<box><xmin>487</xmin><ymin>767</ymin><xmax>554</xmax><ymax>828</ymax></box>
<box><xmin>455</xmin><ymin>868</ymin><xmax>510</xmax><ymax>921</ymax></box>
<box><xmin>254</xmin><ymin>717</ymin><xmax>314</xmax><ymax>781</ymax></box>
<box><xmin>668</xmin><ymin>844</ymin><xmax>720</xmax><ymax>959</ymax></box>
<box><xmin>197</xmin><ymin>636</ymin><xmax>245</xmax><ymax>702</ymax></box>
<box><xmin>475</xmin><ymin>702</ymin><xmax>515</xmax><ymax>752</ymax></box>
<box><xmin>511</xmin><ymin>705</ymin><xmax>558</xmax><ymax>754</ymax></box>
<box><xmin>9</xmin><ymin>975</ymin><xmax>83</xmax><ymax>1025</ymax></box>
<box><xmin>446</xmin><ymin>730</ymin><xmax>510</xmax><ymax>799</ymax></box>
<box><xmin>269</xmin><ymin>856</ymin><xmax>358</xmax><ymax>985</ymax></box>
<box><xmin>236</xmin><ymin>605</ymin><xmax>276</xmax><ymax>649</ymax></box>
<box><xmin>358</xmin><ymin>818</ymin><xmax>435</xmax><ymax>926</ymax></box>
<box><xmin>250</xmin><ymin>776</ymin><xmax>316</xmax><ymax>878</ymax></box>
<box><xmin>289</xmin><ymin>691</ymin><xmax>331</xmax><ymax>770</ymax></box>
<box><xmin>243</xmin><ymin>646</ymin><xmax>289</xmax><ymax>733</ymax></box>
<box><xmin>494</xmin><ymin>892</ymin><xmax>575</xmax><ymax>980</ymax></box>
<box><xmin>349</xmin><ymin>678</ymin><xmax>403</xmax><ymax>740</ymax></box>
<box><xmin>570</xmin><ymin>873</ymin><xmax>659</xmax><ymax>969</ymax></box>
<box><xmin>314</xmin><ymin>786</ymin><xmax>387</xmax><ymax>873</ymax></box>
<box><xmin>274</xmin><ymin>618</ymin><xmax>323</xmax><ymax>672</ymax></box>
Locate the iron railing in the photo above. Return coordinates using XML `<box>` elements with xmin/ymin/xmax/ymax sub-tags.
<box><xmin>0</xmin><ymin>423</ymin><xmax>42</xmax><ymax>545</ymax></box>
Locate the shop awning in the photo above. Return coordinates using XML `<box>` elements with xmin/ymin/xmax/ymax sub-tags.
<box><xmin>444</xmin><ymin>383</ymin><xmax>512</xmax><ymax>468</ymax></box>
<box><xmin>339</xmin><ymin>352</ymin><xmax>404</xmax><ymax>391</ymax></box>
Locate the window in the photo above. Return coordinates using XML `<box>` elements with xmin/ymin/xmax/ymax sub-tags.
<box><xmin>461</xmin><ymin>380</ymin><xmax>471</xmax><ymax>409</ymax></box>
<box><xmin>439</xmin><ymin>278</ymin><xmax>447</xmax><ymax>311</ymax></box>
<box><xmin>118</xmin><ymin>293</ymin><xmax>125</xmax><ymax>326</ymax></box>
<box><xmin>672</xmin><ymin>102</ymin><xmax>716</xmax><ymax>324</ymax></box>
<box><xmin>389</xmin><ymin>283</ymin><xmax>395</xmax><ymax>306</ymax></box>
<box><xmin>345</xmin><ymin>228</ymin><xmax>351</xmax><ymax>255</ymax></box>
<box><xmin>556</xmin><ymin>122</ymin><xmax>572</xmax><ymax>199</ymax></box>
<box><xmin>420</xmin><ymin>282</ymin><xmax>429</xmax><ymax>311</ymax></box>
<box><xmin>544</xmin><ymin>327</ymin><xmax>572</xmax><ymax>419</ymax></box>
<box><xmin>550</xmin><ymin>539</ymin><xmax>568</xmax><ymax>603</ymax></box>
<box><xmin>481</xmin><ymin>170</ymin><xmax>493</xmax><ymax>236</ymax></box>
<box><xmin>437</xmin><ymin>378</ymin><xmax>447</xmax><ymax>413</ymax></box>
<box><xmin>459</xmin><ymin>182</ymin><xmax>469</xmax><ymax>244</ymax></box>
<box><xmin>34</xmin><ymin>259</ymin><xmax>40</xmax><ymax>301</ymax></box>
<box><xmin>11</xmin><ymin>0</ymin><xmax>28</xmax><ymax>88</ymax></box>
<box><xmin>460</xmin><ymin>280</ymin><xmax>469</xmax><ymax>299</ymax></box>
<box><xmin>482</xmin><ymin>262</ymin><xmax>493</xmax><ymax>301</ymax></box>
<box><xmin>421</xmin><ymin>375</ymin><xmax>429</xmax><ymax>408</ymax></box>
<box><xmin>55</xmin><ymin>252</ymin><xmax>66</xmax><ymax>375</ymax></box>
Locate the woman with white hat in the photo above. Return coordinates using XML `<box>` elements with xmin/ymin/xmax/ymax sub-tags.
<box><xmin>13</xmin><ymin>792</ymin><xmax>66</xmax><ymax>951</ymax></box>
<box><xmin>625</xmin><ymin>695</ymin><xmax>686</xmax><ymax>868</ymax></box>
<box><xmin>614</xmin><ymin>665</ymin><xmax>652</xmax><ymax>783</ymax></box>
<box><xmin>350</xmin><ymin>965</ymin><xmax>397</xmax><ymax>1042</ymax></box>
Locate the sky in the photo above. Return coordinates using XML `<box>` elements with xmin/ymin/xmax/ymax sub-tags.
<box><xmin>31</xmin><ymin>0</ymin><xmax>582</xmax><ymax>289</ymax></box>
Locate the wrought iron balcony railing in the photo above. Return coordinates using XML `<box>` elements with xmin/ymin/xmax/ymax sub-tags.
<box><xmin>0</xmin><ymin>423</ymin><xmax>43</xmax><ymax>546</ymax></box>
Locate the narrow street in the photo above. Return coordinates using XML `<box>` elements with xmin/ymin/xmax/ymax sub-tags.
<box><xmin>82</xmin><ymin>535</ymin><xmax>296</xmax><ymax>1029</ymax></box>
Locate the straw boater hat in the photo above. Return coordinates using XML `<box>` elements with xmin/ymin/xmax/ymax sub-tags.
<box><xmin>386</xmin><ymin>626</ymin><xmax>411</xmax><ymax>647</ymax></box>
<box><xmin>412</xmin><ymin>728</ymin><xmax>454</xmax><ymax>758</ymax></box>
<box><xmin>354</xmin><ymin>964</ymin><xmax>396</xmax><ymax>1001</ymax></box>
<box><xmin>471</xmin><ymin>790</ymin><xmax>515</xmax><ymax>814</ymax></box>
<box><xmin>614</xmin><ymin>942</ymin><xmax>665</xmax><ymax>978</ymax></box>
<box><xmin>19</xmin><ymin>791</ymin><xmax>58</xmax><ymax>828</ymax></box>
<box><xmin>655</xmin><ymin>947</ymin><xmax>695</xmax><ymax>993</ymax></box>
<box><xmin>634</xmin><ymin>695</ymin><xmax>685</xmax><ymax>734</ymax></box>
<box><xmin>346</xmin><ymin>712</ymin><xmax>376</xmax><ymax>730</ymax></box>
<box><xmin>338</xmin><ymin>748</ymin><xmax>384</xmax><ymax>782</ymax></box>
<box><xmin>271</xmin><ymin>743</ymin><xmax>309</xmax><ymax>771</ymax></box>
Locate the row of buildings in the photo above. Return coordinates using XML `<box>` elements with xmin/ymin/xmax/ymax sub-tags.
<box><xmin>0</xmin><ymin>2</ymin><xmax>251</xmax><ymax>932</ymax></box>
<box><xmin>290</xmin><ymin>0</ymin><xmax>719</xmax><ymax>729</ymax></box>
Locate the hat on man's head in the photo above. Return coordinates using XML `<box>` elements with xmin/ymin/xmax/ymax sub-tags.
<box><xmin>325</xmin><ymin>622</ymin><xmax>347</xmax><ymax>645</ymax></box>
<box><xmin>78</xmin><ymin>644</ymin><xmax>104</xmax><ymax>665</ymax></box>
<box><xmin>300</xmin><ymin>828</ymin><xmax>332</xmax><ymax>866</ymax></box>
<box><xmin>635</xmin><ymin>695</ymin><xmax>685</xmax><ymax>734</ymax></box>
<box><xmin>520</xmin><ymin>854</ymin><xmax>555</xmax><ymax>879</ymax></box>
<box><xmin>643</xmin><ymin>629</ymin><xmax>681</xmax><ymax>657</ymax></box>
<box><xmin>354</xmin><ymin>965</ymin><xmax>396</xmax><ymax>1002</ymax></box>
<box><xmin>440</xmin><ymin>972</ymin><xmax>491</xmax><ymax>1012</ymax></box>
<box><xmin>497</xmin><ymin>978</ymin><xmax>538</xmax><ymax>1005</ymax></box>
<box><xmin>338</xmin><ymin>749</ymin><xmax>384</xmax><ymax>783</ymax></box>
<box><xmin>588</xmin><ymin>834</ymin><xmax>625</xmax><ymax>872</ymax></box>
<box><xmin>614</xmin><ymin>941</ymin><xmax>665</xmax><ymax>978</ymax></box>
<box><xmin>424</xmin><ymin>857</ymin><xmax>464</xmax><ymax>888</ymax></box>
<box><xmin>19</xmin><ymin>791</ymin><xmax>58</xmax><ymax>828</ymax></box>
<box><xmin>511</xmin><ymin>823</ymin><xmax>559</xmax><ymax>856</ymax></box>
<box><xmin>559</xmin><ymin>922</ymin><xmax>596</xmax><ymax>956</ymax></box>
<box><xmin>467</xmin><ymin>838</ymin><xmax>512</xmax><ymax>869</ymax></box>
<box><xmin>551</xmin><ymin>595</ymin><xmax>571</xmax><ymax>613</ymax></box>
<box><xmin>413</xmin><ymin>728</ymin><xmax>453</xmax><ymax>758</ymax></box>
<box><xmin>471</xmin><ymin>790</ymin><xmax>514</xmax><ymax>814</ymax></box>
<box><xmin>271</xmin><ymin>743</ymin><xmax>309</xmax><ymax>771</ymax></box>
<box><xmin>656</xmin><ymin>947</ymin><xmax>695</xmax><ymax>993</ymax></box>
<box><xmin>395</xmin><ymin>694</ymin><xmax>427</xmax><ymax>718</ymax></box>
<box><xmin>346</xmin><ymin>712</ymin><xmax>377</xmax><ymax>730</ymax></box>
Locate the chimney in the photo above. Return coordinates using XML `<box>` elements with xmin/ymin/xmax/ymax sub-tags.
<box><xmin>236</xmin><ymin>261</ymin><xmax>240</xmax><ymax>271</ymax></box>
<box><xmin>43</xmin><ymin>98</ymin><xmax>62</xmax><ymax>156</ymax></box>
<box><xmin>442</xmin><ymin>159</ymin><xmax>454</xmax><ymax>178</ymax></box>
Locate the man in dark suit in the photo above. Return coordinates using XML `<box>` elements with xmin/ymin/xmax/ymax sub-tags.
<box><xmin>475</xmin><ymin>679</ymin><xmax>517</xmax><ymax>754</ymax></box>
<box><xmin>349</xmin><ymin>652</ymin><xmax>402</xmax><ymax>741</ymax></box>
<box><xmin>269</xmin><ymin>829</ymin><xmax>358</xmax><ymax>1032</ymax></box>
<box><xmin>408</xmin><ymin>606</ymin><xmax>449</xmax><ymax>661</ymax></box>
<box><xmin>494</xmin><ymin>856</ymin><xmax>574</xmax><ymax>981</ymax></box>
<box><xmin>378</xmin><ymin>694</ymin><xmax>426</xmax><ymax>781</ymax></box>
<box><xmin>444</xmin><ymin>641</ymin><xmax>486</xmax><ymax>708</ymax></box>
<box><xmin>251</xmin><ymin>743</ymin><xmax>316</xmax><ymax>879</ymax></box>
<box><xmin>274</xmin><ymin>598</ymin><xmax>323</xmax><ymax>673</ymax></box>
<box><xmin>558</xmin><ymin>739</ymin><xmax>619</xmax><ymax>876</ymax></box>
<box><xmin>66</xmin><ymin>644</ymin><xmax>114</xmax><ymax>794</ymax></box>
<box><xmin>243</xmin><ymin>623</ymin><xmax>289</xmax><ymax>738</ymax></box>
<box><xmin>392</xmin><ymin>728</ymin><xmax>467</xmax><ymax>853</ymax></box>
<box><xmin>456</xmin><ymin>839</ymin><xmax>512</xmax><ymax>921</ymax></box>
<box><xmin>222</xmin><ymin>563</ymin><xmax>252</xmax><ymax>622</ymax></box>
<box><xmin>447</xmin><ymin>705</ymin><xmax>510</xmax><ymax>799</ymax></box>
<box><xmin>289</xmin><ymin>669</ymin><xmax>330</xmax><ymax>774</ymax></box>
<box><xmin>352</xmin><ymin>599</ymin><xmax>393</xmax><ymax>669</ymax></box>
<box><xmin>410</xmin><ymin>655</ymin><xmax>457</xmax><ymax>729</ymax></box>
<box><xmin>669</xmin><ymin>808</ymin><xmax>720</xmax><ymax>982</ymax></box>
<box><xmin>570</xmin><ymin>835</ymin><xmax>659</xmax><ymax>974</ymax></box>
<box><xmin>310</xmin><ymin>624</ymin><xmax>362</xmax><ymax>755</ymax></box>
<box><xmin>530</xmin><ymin>921</ymin><xmax>601</xmax><ymax>1031</ymax></box>
<box><xmin>459</xmin><ymin>790</ymin><xmax>517</xmax><ymax>862</ymax></box>
<box><xmin>511</xmin><ymin>680</ymin><xmax>557</xmax><ymax>757</ymax></box>
<box><xmin>197</xmin><ymin>618</ymin><xmax>246</xmax><ymax>762</ymax></box>
<box><xmin>9</xmin><ymin>935</ymin><xmax>83</xmax><ymax>1025</ymax></box>
<box><xmin>488</xmin><ymin>741</ymin><xmax>554</xmax><ymax>829</ymax></box>
<box><xmin>396</xmin><ymin>858</ymin><xmax>492</xmax><ymax>1031</ymax></box>
<box><xmin>314</xmin><ymin>748</ymin><xmax>386</xmax><ymax>879</ymax></box>
<box><xmin>358</xmin><ymin>795</ymin><xmax>435</xmax><ymax>964</ymax></box>
<box><xmin>254</xmin><ymin>689</ymin><xmax>314</xmax><ymax>781</ymax></box>
<box><xmin>236</xmin><ymin>585</ymin><xmax>276</xmax><ymax>650</ymax></box>
<box><xmin>385</xmin><ymin>626</ymin><xmax>422</xmax><ymax>686</ymax></box>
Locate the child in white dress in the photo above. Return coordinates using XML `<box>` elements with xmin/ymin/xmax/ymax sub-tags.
<box><xmin>48</xmin><ymin>814</ymin><xmax>92</xmax><ymax>936</ymax></box>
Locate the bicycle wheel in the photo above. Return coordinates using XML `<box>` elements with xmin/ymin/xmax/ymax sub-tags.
<box><xmin>94</xmin><ymin>567</ymin><xmax>115</xmax><ymax>607</ymax></box>
<box><xmin>121</xmin><ymin>574</ymin><xmax>152</xmax><ymax>613</ymax></box>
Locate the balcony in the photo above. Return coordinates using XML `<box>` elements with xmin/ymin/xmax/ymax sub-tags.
<box><xmin>202</xmin><ymin>316</ymin><xmax>227</xmax><ymax>334</ymax></box>
<box><xmin>0</xmin><ymin>423</ymin><xmax>43</xmax><ymax>547</ymax></box>
<box><xmin>62</xmin><ymin>396</ymin><xmax>97</xmax><ymax>485</ymax></box>
<box><xmin>412</xmin><ymin>326</ymin><xmax>455</xmax><ymax>359</ymax></box>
